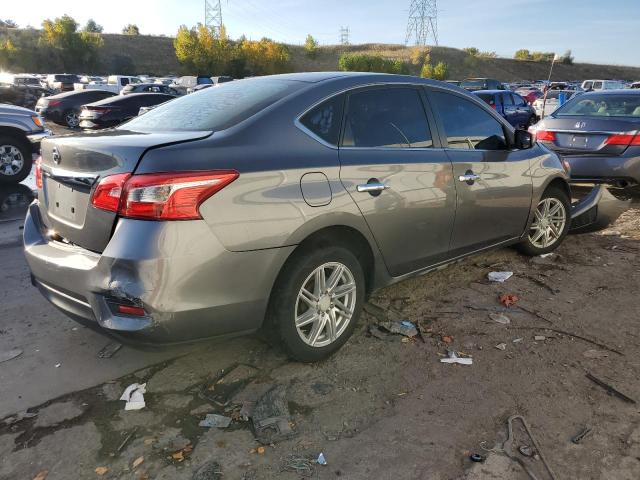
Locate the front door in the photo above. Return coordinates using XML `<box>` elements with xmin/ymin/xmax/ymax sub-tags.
<box><xmin>338</xmin><ymin>86</ymin><xmax>457</xmax><ymax>276</ymax></box>
<box><xmin>428</xmin><ymin>89</ymin><xmax>533</xmax><ymax>256</ymax></box>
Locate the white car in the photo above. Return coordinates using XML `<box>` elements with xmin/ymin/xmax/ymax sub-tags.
<box><xmin>74</xmin><ymin>75</ymin><xmax>142</xmax><ymax>93</ymax></box>
<box><xmin>533</xmin><ymin>90</ymin><xmax>580</xmax><ymax>118</ymax></box>
<box><xmin>581</xmin><ymin>79</ymin><xmax>626</xmax><ymax>91</ymax></box>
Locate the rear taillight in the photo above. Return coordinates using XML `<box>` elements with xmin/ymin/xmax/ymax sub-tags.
<box><xmin>604</xmin><ymin>133</ymin><xmax>640</xmax><ymax>146</ymax></box>
<box><xmin>34</xmin><ymin>157</ymin><xmax>43</xmax><ymax>189</ymax></box>
<box><xmin>535</xmin><ymin>130</ymin><xmax>556</xmax><ymax>142</ymax></box>
<box><xmin>90</xmin><ymin>171</ymin><xmax>239</xmax><ymax>220</ymax></box>
<box><xmin>47</xmin><ymin>99</ymin><xmax>61</xmax><ymax>107</ymax></box>
<box><xmin>90</xmin><ymin>173</ymin><xmax>131</xmax><ymax>212</ymax></box>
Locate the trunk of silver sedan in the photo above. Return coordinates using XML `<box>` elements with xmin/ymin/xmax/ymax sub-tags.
<box><xmin>37</xmin><ymin>130</ymin><xmax>210</xmax><ymax>252</ymax></box>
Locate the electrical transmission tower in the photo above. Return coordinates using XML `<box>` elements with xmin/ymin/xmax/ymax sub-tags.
<box><xmin>340</xmin><ymin>26</ymin><xmax>350</xmax><ymax>45</ymax></box>
<box><xmin>205</xmin><ymin>0</ymin><xmax>223</xmax><ymax>35</ymax></box>
<box><xmin>405</xmin><ymin>0</ymin><xmax>438</xmax><ymax>46</ymax></box>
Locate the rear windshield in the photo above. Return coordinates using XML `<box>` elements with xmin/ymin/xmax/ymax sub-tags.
<box><xmin>461</xmin><ymin>79</ymin><xmax>486</xmax><ymax>88</ymax></box>
<box><xmin>476</xmin><ymin>93</ymin><xmax>495</xmax><ymax>105</ymax></box>
<box><xmin>122</xmin><ymin>78</ymin><xmax>303</xmax><ymax>132</ymax></box>
<box><xmin>555</xmin><ymin>94</ymin><xmax>640</xmax><ymax>117</ymax></box>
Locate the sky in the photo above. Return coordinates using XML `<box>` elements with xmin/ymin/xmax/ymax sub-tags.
<box><xmin>3</xmin><ymin>0</ymin><xmax>639</xmax><ymax>66</ymax></box>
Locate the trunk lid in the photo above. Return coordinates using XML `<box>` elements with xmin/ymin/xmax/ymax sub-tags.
<box><xmin>538</xmin><ymin>116</ymin><xmax>639</xmax><ymax>156</ymax></box>
<box><xmin>38</xmin><ymin>130</ymin><xmax>211</xmax><ymax>252</ymax></box>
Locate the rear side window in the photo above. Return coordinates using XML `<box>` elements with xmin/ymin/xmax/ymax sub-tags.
<box><xmin>342</xmin><ymin>88</ymin><xmax>433</xmax><ymax>148</ymax></box>
<box><xmin>122</xmin><ymin>78</ymin><xmax>302</xmax><ymax>132</ymax></box>
<box><xmin>299</xmin><ymin>94</ymin><xmax>344</xmax><ymax>146</ymax></box>
<box><xmin>513</xmin><ymin>94</ymin><xmax>526</xmax><ymax>106</ymax></box>
<box><xmin>431</xmin><ymin>91</ymin><xmax>507</xmax><ymax>151</ymax></box>
<box><xmin>476</xmin><ymin>94</ymin><xmax>496</xmax><ymax>106</ymax></box>
<box><xmin>502</xmin><ymin>93</ymin><xmax>514</xmax><ymax>106</ymax></box>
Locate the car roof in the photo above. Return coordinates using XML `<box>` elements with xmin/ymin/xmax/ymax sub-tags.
<box><xmin>87</xmin><ymin>92</ymin><xmax>175</xmax><ymax>106</ymax></box>
<box><xmin>49</xmin><ymin>89</ymin><xmax>115</xmax><ymax>99</ymax></box>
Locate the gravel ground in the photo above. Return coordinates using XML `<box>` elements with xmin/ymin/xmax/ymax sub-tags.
<box><xmin>1</xmin><ymin>195</ymin><xmax>639</xmax><ymax>479</ymax></box>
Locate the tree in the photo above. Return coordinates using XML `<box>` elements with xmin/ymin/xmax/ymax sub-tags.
<box><xmin>304</xmin><ymin>34</ymin><xmax>318</xmax><ymax>57</ymax></box>
<box><xmin>122</xmin><ymin>24</ymin><xmax>140</xmax><ymax>35</ymax></box>
<box><xmin>514</xmin><ymin>49</ymin><xmax>531</xmax><ymax>60</ymax></box>
<box><xmin>433</xmin><ymin>61</ymin><xmax>449</xmax><ymax>80</ymax></box>
<box><xmin>41</xmin><ymin>15</ymin><xmax>103</xmax><ymax>71</ymax></box>
<box><xmin>463</xmin><ymin>47</ymin><xmax>479</xmax><ymax>57</ymax></box>
<box><xmin>338</xmin><ymin>53</ymin><xmax>409</xmax><ymax>74</ymax></box>
<box><xmin>410</xmin><ymin>46</ymin><xmax>430</xmax><ymax>65</ymax></box>
<box><xmin>561</xmin><ymin>49</ymin><xmax>574</xmax><ymax>65</ymax></box>
<box><xmin>0</xmin><ymin>39</ymin><xmax>18</xmax><ymax>69</ymax></box>
<box><xmin>479</xmin><ymin>51</ymin><xmax>497</xmax><ymax>58</ymax></box>
<box><xmin>531</xmin><ymin>51</ymin><xmax>555</xmax><ymax>62</ymax></box>
<box><xmin>420</xmin><ymin>62</ymin><xmax>434</xmax><ymax>79</ymax></box>
<box><xmin>1</xmin><ymin>19</ymin><xmax>18</xmax><ymax>28</ymax></box>
<box><xmin>83</xmin><ymin>19</ymin><xmax>103</xmax><ymax>33</ymax></box>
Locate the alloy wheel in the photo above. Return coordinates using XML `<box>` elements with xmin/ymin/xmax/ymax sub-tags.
<box><xmin>66</xmin><ymin>112</ymin><xmax>79</xmax><ymax>128</ymax></box>
<box><xmin>529</xmin><ymin>197</ymin><xmax>567</xmax><ymax>249</ymax></box>
<box><xmin>294</xmin><ymin>262</ymin><xmax>357</xmax><ymax>348</ymax></box>
<box><xmin>0</xmin><ymin>145</ymin><xmax>24</xmax><ymax>177</ymax></box>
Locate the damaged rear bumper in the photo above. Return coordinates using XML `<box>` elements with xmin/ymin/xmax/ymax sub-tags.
<box><xmin>23</xmin><ymin>201</ymin><xmax>294</xmax><ymax>344</ymax></box>
<box><xmin>570</xmin><ymin>184</ymin><xmax>631</xmax><ymax>233</ymax></box>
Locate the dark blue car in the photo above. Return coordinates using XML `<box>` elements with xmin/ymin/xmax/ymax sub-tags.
<box><xmin>473</xmin><ymin>90</ymin><xmax>537</xmax><ymax>129</ymax></box>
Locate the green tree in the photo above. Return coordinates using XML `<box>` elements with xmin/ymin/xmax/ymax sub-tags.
<box><xmin>531</xmin><ymin>51</ymin><xmax>555</xmax><ymax>62</ymax></box>
<box><xmin>420</xmin><ymin>62</ymin><xmax>435</xmax><ymax>78</ymax></box>
<box><xmin>122</xmin><ymin>24</ymin><xmax>140</xmax><ymax>35</ymax></box>
<box><xmin>463</xmin><ymin>47</ymin><xmax>479</xmax><ymax>57</ymax></box>
<box><xmin>514</xmin><ymin>49</ymin><xmax>531</xmax><ymax>60</ymax></box>
<box><xmin>0</xmin><ymin>39</ymin><xmax>18</xmax><ymax>69</ymax></box>
<box><xmin>40</xmin><ymin>15</ymin><xmax>103</xmax><ymax>71</ymax></box>
<box><xmin>410</xmin><ymin>46</ymin><xmax>431</xmax><ymax>65</ymax></box>
<box><xmin>338</xmin><ymin>53</ymin><xmax>409</xmax><ymax>74</ymax></box>
<box><xmin>479</xmin><ymin>51</ymin><xmax>497</xmax><ymax>58</ymax></box>
<box><xmin>83</xmin><ymin>19</ymin><xmax>103</xmax><ymax>33</ymax></box>
<box><xmin>433</xmin><ymin>61</ymin><xmax>449</xmax><ymax>80</ymax></box>
<box><xmin>304</xmin><ymin>34</ymin><xmax>318</xmax><ymax>57</ymax></box>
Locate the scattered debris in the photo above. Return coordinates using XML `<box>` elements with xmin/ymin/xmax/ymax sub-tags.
<box><xmin>132</xmin><ymin>456</ymin><xmax>144</xmax><ymax>469</ymax></box>
<box><xmin>571</xmin><ymin>425</ymin><xmax>593</xmax><ymax>444</ymax></box>
<box><xmin>518</xmin><ymin>445</ymin><xmax>535</xmax><ymax>457</ymax></box>
<box><xmin>256</xmin><ymin>446</ymin><xmax>266</xmax><ymax>455</ymax></box>
<box><xmin>488</xmin><ymin>271</ymin><xmax>513</xmax><ymax>283</ymax></box>
<box><xmin>489</xmin><ymin>312</ymin><xmax>511</xmax><ymax>324</ymax></box>
<box><xmin>54</xmin><ymin>363</ymin><xmax>61</xmax><ymax>368</ymax></box>
<box><xmin>441</xmin><ymin>335</ymin><xmax>454</xmax><ymax>344</ymax></box>
<box><xmin>440</xmin><ymin>350</ymin><xmax>473</xmax><ymax>365</ymax></box>
<box><xmin>0</xmin><ymin>348</ymin><xmax>23</xmax><ymax>363</ymax></box>
<box><xmin>116</xmin><ymin>427</ymin><xmax>138</xmax><ymax>453</ymax></box>
<box><xmin>120</xmin><ymin>383</ymin><xmax>146</xmax><ymax>411</ymax></box>
<box><xmin>281</xmin><ymin>454</ymin><xmax>316</xmax><ymax>477</ymax></box>
<box><xmin>583</xmin><ymin>349</ymin><xmax>609</xmax><ymax>359</ymax></box>
<box><xmin>171</xmin><ymin>444</ymin><xmax>193</xmax><ymax>462</ymax></box>
<box><xmin>98</xmin><ymin>342</ymin><xmax>122</xmax><ymax>359</ymax></box>
<box><xmin>512</xmin><ymin>338</ymin><xmax>523</xmax><ymax>343</ymax></box>
<box><xmin>585</xmin><ymin>373</ymin><xmax>636</xmax><ymax>404</ymax></box>
<box><xmin>199</xmin><ymin>414</ymin><xmax>232</xmax><ymax>429</ymax></box>
<box><xmin>539</xmin><ymin>253</ymin><xmax>554</xmax><ymax>258</ymax></box>
<box><xmin>193</xmin><ymin>460</ymin><xmax>223</xmax><ymax>480</ymax></box>
<box><xmin>379</xmin><ymin>319</ymin><xmax>418</xmax><ymax>338</ymax></box>
<box><xmin>317</xmin><ymin>452</ymin><xmax>327</xmax><ymax>465</ymax></box>
<box><xmin>32</xmin><ymin>471</ymin><xmax>48</xmax><ymax>480</ymax></box>
<box><xmin>501</xmin><ymin>415</ymin><xmax>557</xmax><ymax>480</ymax></box>
<box><xmin>469</xmin><ymin>453</ymin><xmax>485</xmax><ymax>463</ymax></box>
<box><xmin>251</xmin><ymin>385</ymin><xmax>296</xmax><ymax>444</ymax></box>
<box><xmin>95</xmin><ymin>466</ymin><xmax>108</xmax><ymax>476</ymax></box>
<box><xmin>367</xmin><ymin>325</ymin><xmax>388</xmax><ymax>340</ymax></box>
<box><xmin>510</xmin><ymin>326</ymin><xmax>624</xmax><ymax>355</ymax></box>
<box><xmin>534</xmin><ymin>335</ymin><xmax>546</xmax><ymax>341</ymax></box>
<box><xmin>499</xmin><ymin>294</ymin><xmax>519</xmax><ymax>307</ymax></box>
<box><xmin>495</xmin><ymin>343</ymin><xmax>507</xmax><ymax>351</ymax></box>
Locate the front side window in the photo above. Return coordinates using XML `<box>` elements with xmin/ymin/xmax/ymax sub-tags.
<box><xmin>502</xmin><ymin>93</ymin><xmax>514</xmax><ymax>106</ymax></box>
<box><xmin>593</xmin><ymin>81</ymin><xmax>603</xmax><ymax>89</ymax></box>
<box><xmin>300</xmin><ymin>94</ymin><xmax>344</xmax><ymax>146</ymax></box>
<box><xmin>342</xmin><ymin>87</ymin><xmax>433</xmax><ymax>148</ymax></box>
<box><xmin>431</xmin><ymin>91</ymin><xmax>507</xmax><ymax>151</ymax></box>
<box><xmin>513</xmin><ymin>94</ymin><xmax>527</xmax><ymax>106</ymax></box>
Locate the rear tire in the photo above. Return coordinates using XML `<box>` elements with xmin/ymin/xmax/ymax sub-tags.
<box><xmin>517</xmin><ymin>186</ymin><xmax>571</xmax><ymax>256</ymax></box>
<box><xmin>0</xmin><ymin>134</ymin><xmax>32</xmax><ymax>184</ymax></box>
<box><xmin>63</xmin><ymin>109</ymin><xmax>79</xmax><ymax>129</ymax></box>
<box><xmin>267</xmin><ymin>245</ymin><xmax>365</xmax><ymax>362</ymax></box>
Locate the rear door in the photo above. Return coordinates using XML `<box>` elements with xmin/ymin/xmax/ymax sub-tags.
<box><xmin>512</xmin><ymin>93</ymin><xmax>531</xmax><ymax>127</ymax></box>
<box><xmin>501</xmin><ymin>92</ymin><xmax>518</xmax><ymax>126</ymax></box>
<box><xmin>428</xmin><ymin>89</ymin><xmax>533</xmax><ymax>256</ymax></box>
<box><xmin>338</xmin><ymin>85</ymin><xmax>457</xmax><ymax>276</ymax></box>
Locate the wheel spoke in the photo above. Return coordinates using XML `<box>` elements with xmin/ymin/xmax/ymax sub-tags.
<box><xmin>315</xmin><ymin>268</ymin><xmax>326</xmax><ymax>296</ymax></box>
<box><xmin>333</xmin><ymin>282</ymin><xmax>355</xmax><ymax>298</ymax></box>
<box><xmin>326</xmin><ymin>265</ymin><xmax>344</xmax><ymax>292</ymax></box>
<box><xmin>308</xmin><ymin>315</ymin><xmax>327</xmax><ymax>346</ymax></box>
<box><xmin>531</xmin><ymin>227</ymin><xmax>545</xmax><ymax>244</ymax></box>
<box><xmin>333</xmin><ymin>298</ymin><xmax>352</xmax><ymax>319</ymax></box>
<box><xmin>295</xmin><ymin>309</ymin><xmax>318</xmax><ymax>328</ymax></box>
<box><xmin>299</xmin><ymin>287</ymin><xmax>317</xmax><ymax>307</ymax></box>
<box><xmin>327</xmin><ymin>310</ymin><xmax>337</xmax><ymax>342</ymax></box>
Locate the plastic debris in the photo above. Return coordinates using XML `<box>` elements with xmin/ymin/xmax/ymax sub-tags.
<box><xmin>489</xmin><ymin>313</ymin><xmax>511</xmax><ymax>324</ymax></box>
<box><xmin>440</xmin><ymin>350</ymin><xmax>473</xmax><ymax>365</ymax></box>
<box><xmin>499</xmin><ymin>294</ymin><xmax>519</xmax><ymax>307</ymax></box>
<box><xmin>54</xmin><ymin>363</ymin><xmax>61</xmax><ymax>368</ymax></box>
<box><xmin>571</xmin><ymin>425</ymin><xmax>593</xmax><ymax>444</ymax></box>
<box><xmin>33</xmin><ymin>471</ymin><xmax>48</xmax><ymax>480</ymax></box>
<box><xmin>381</xmin><ymin>320</ymin><xmax>418</xmax><ymax>337</ymax></box>
<box><xmin>518</xmin><ymin>445</ymin><xmax>535</xmax><ymax>457</ymax></box>
<box><xmin>512</xmin><ymin>338</ymin><xmax>524</xmax><ymax>343</ymax></box>
<box><xmin>534</xmin><ymin>335</ymin><xmax>546</xmax><ymax>341</ymax></box>
<box><xmin>539</xmin><ymin>253</ymin><xmax>554</xmax><ymax>258</ymax></box>
<box><xmin>317</xmin><ymin>452</ymin><xmax>327</xmax><ymax>465</ymax></box>
<box><xmin>120</xmin><ymin>383</ymin><xmax>146</xmax><ymax>410</ymax></box>
<box><xmin>488</xmin><ymin>271</ymin><xmax>513</xmax><ymax>282</ymax></box>
<box><xmin>198</xmin><ymin>413</ymin><xmax>232</xmax><ymax>428</ymax></box>
<box><xmin>495</xmin><ymin>343</ymin><xmax>507</xmax><ymax>351</ymax></box>
<box><xmin>469</xmin><ymin>453</ymin><xmax>485</xmax><ymax>463</ymax></box>
<box><xmin>132</xmin><ymin>456</ymin><xmax>144</xmax><ymax>469</ymax></box>
<box><xmin>95</xmin><ymin>467</ymin><xmax>108</xmax><ymax>476</ymax></box>
<box><xmin>583</xmin><ymin>349</ymin><xmax>609</xmax><ymax>359</ymax></box>
<box><xmin>0</xmin><ymin>348</ymin><xmax>23</xmax><ymax>364</ymax></box>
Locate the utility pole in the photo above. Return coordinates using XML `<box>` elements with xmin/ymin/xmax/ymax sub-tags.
<box><xmin>405</xmin><ymin>0</ymin><xmax>438</xmax><ymax>46</ymax></box>
<box><xmin>340</xmin><ymin>26</ymin><xmax>350</xmax><ymax>46</ymax></box>
<box><xmin>205</xmin><ymin>0</ymin><xmax>223</xmax><ymax>36</ymax></box>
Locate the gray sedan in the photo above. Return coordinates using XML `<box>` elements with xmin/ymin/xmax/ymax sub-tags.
<box><xmin>24</xmin><ymin>73</ymin><xmax>599</xmax><ymax>362</ymax></box>
<box><xmin>532</xmin><ymin>90</ymin><xmax>640</xmax><ymax>192</ymax></box>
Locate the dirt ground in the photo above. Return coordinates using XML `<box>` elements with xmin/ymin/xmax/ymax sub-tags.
<box><xmin>1</xmin><ymin>199</ymin><xmax>639</xmax><ymax>480</ymax></box>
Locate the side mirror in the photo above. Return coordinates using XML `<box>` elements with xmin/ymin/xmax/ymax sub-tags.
<box><xmin>514</xmin><ymin>129</ymin><xmax>533</xmax><ymax>149</ymax></box>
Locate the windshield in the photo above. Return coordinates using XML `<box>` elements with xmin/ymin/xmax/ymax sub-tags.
<box><xmin>55</xmin><ymin>75</ymin><xmax>78</xmax><ymax>82</ymax></box>
<box><xmin>122</xmin><ymin>77</ymin><xmax>304</xmax><ymax>132</ymax></box>
<box><xmin>461</xmin><ymin>79</ymin><xmax>486</xmax><ymax>88</ymax></box>
<box><xmin>555</xmin><ymin>93</ymin><xmax>640</xmax><ymax>117</ymax></box>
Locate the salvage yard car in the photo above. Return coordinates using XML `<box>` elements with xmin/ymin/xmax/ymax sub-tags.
<box><xmin>35</xmin><ymin>89</ymin><xmax>117</xmax><ymax>128</ymax></box>
<box><xmin>473</xmin><ymin>90</ymin><xmax>537</xmax><ymax>128</ymax></box>
<box><xmin>532</xmin><ymin>89</ymin><xmax>640</xmax><ymax>192</ymax></box>
<box><xmin>24</xmin><ymin>72</ymin><xmax>605</xmax><ymax>362</ymax></box>
<box><xmin>78</xmin><ymin>92</ymin><xmax>176</xmax><ymax>129</ymax></box>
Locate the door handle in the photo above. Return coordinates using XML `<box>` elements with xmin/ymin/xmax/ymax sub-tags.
<box><xmin>458</xmin><ymin>173</ymin><xmax>480</xmax><ymax>182</ymax></box>
<box><xmin>356</xmin><ymin>182</ymin><xmax>390</xmax><ymax>193</ymax></box>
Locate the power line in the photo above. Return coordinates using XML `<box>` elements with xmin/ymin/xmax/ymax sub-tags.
<box><xmin>205</xmin><ymin>0</ymin><xmax>223</xmax><ymax>35</ymax></box>
<box><xmin>340</xmin><ymin>26</ymin><xmax>350</xmax><ymax>45</ymax></box>
<box><xmin>405</xmin><ymin>0</ymin><xmax>438</xmax><ymax>46</ymax></box>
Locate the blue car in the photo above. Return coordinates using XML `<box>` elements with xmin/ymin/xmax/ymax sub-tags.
<box><xmin>473</xmin><ymin>90</ymin><xmax>537</xmax><ymax>129</ymax></box>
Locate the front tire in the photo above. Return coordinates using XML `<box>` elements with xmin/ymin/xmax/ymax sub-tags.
<box><xmin>268</xmin><ymin>245</ymin><xmax>365</xmax><ymax>362</ymax></box>
<box><xmin>517</xmin><ymin>186</ymin><xmax>571</xmax><ymax>256</ymax></box>
<box><xmin>63</xmin><ymin>109</ymin><xmax>79</xmax><ymax>129</ymax></box>
<box><xmin>0</xmin><ymin>135</ymin><xmax>32</xmax><ymax>184</ymax></box>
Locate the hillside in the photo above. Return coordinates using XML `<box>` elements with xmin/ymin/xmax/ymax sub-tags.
<box><xmin>3</xmin><ymin>28</ymin><xmax>640</xmax><ymax>81</ymax></box>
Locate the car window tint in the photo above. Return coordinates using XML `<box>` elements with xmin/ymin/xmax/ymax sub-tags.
<box><xmin>123</xmin><ymin>78</ymin><xmax>301</xmax><ymax>132</ymax></box>
<box><xmin>300</xmin><ymin>94</ymin><xmax>344</xmax><ymax>146</ymax></box>
<box><xmin>476</xmin><ymin>93</ymin><xmax>495</xmax><ymax>106</ymax></box>
<box><xmin>431</xmin><ymin>91</ymin><xmax>507</xmax><ymax>151</ymax></box>
<box><xmin>513</xmin><ymin>94</ymin><xmax>526</xmax><ymax>106</ymax></box>
<box><xmin>342</xmin><ymin>88</ymin><xmax>432</xmax><ymax>148</ymax></box>
<box><xmin>502</xmin><ymin>93</ymin><xmax>514</xmax><ymax>106</ymax></box>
